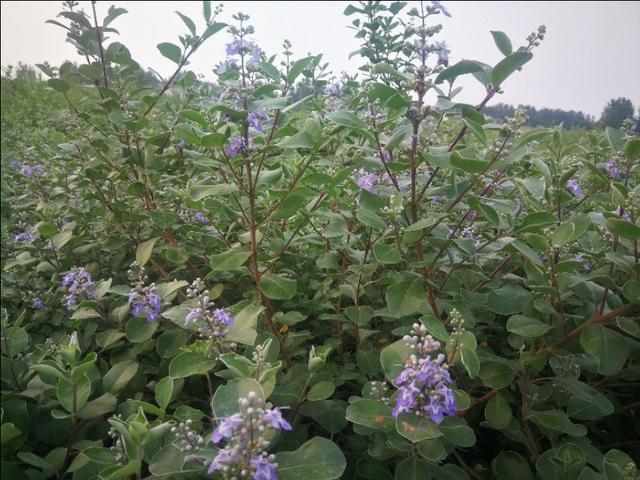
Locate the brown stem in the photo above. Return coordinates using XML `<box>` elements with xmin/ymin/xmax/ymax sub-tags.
<box><xmin>536</xmin><ymin>304</ymin><xmax>638</xmax><ymax>356</ymax></box>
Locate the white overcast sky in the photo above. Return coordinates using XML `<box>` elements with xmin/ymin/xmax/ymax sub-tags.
<box><xmin>1</xmin><ymin>1</ymin><xmax>639</xmax><ymax>117</ymax></box>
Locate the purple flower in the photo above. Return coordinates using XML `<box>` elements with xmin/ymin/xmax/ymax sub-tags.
<box><xmin>213</xmin><ymin>308</ymin><xmax>234</xmax><ymax>327</ymax></box>
<box><xmin>574</xmin><ymin>254</ymin><xmax>591</xmax><ymax>272</ymax></box>
<box><xmin>223</xmin><ymin>38</ymin><xmax>263</xmax><ymax>69</ymax></box>
<box><xmin>566</xmin><ymin>179</ymin><xmax>582</xmax><ymax>196</ymax></box>
<box><xmin>211</xmin><ymin>413</ymin><xmax>244</xmax><ymax>443</ymax></box>
<box><xmin>391</xmin><ymin>326</ymin><xmax>457</xmax><ymax>424</ymax></box>
<box><xmin>251</xmin><ymin>455</ymin><xmax>278</xmax><ymax>480</ymax></box>
<box><xmin>18</xmin><ymin>164</ymin><xmax>45</xmax><ymax>178</ymax></box>
<box><xmin>324</xmin><ymin>84</ymin><xmax>341</xmax><ymax>96</ymax></box>
<box><xmin>434</xmin><ymin>41</ymin><xmax>451</xmax><ymax>66</ymax></box>
<box><xmin>32</xmin><ymin>297</ymin><xmax>44</xmax><ymax>310</ymax></box>
<box><xmin>226</xmin><ymin>137</ymin><xmax>253</xmax><ymax>157</ymax></box>
<box><xmin>207</xmin><ymin>448</ymin><xmax>233</xmax><ymax>474</ymax></box>
<box><xmin>431</xmin><ymin>1</ymin><xmax>452</xmax><ymax>17</ymax></box>
<box><xmin>604</xmin><ymin>159</ymin><xmax>624</xmax><ymax>180</ymax></box>
<box><xmin>60</xmin><ymin>267</ymin><xmax>95</xmax><ymax>310</ymax></box>
<box><xmin>357</xmin><ymin>172</ymin><xmax>377</xmax><ymax>192</ymax></box>
<box><xmin>248</xmin><ymin>108</ymin><xmax>268</xmax><ymax>133</ymax></box>
<box><xmin>12</xmin><ymin>231</ymin><xmax>37</xmax><ymax>245</ymax></box>
<box><xmin>262</xmin><ymin>407</ymin><xmax>292</xmax><ymax>431</ymax></box>
<box><xmin>128</xmin><ymin>290</ymin><xmax>162</xmax><ymax>323</ymax></box>
<box><xmin>194</xmin><ymin>212</ymin><xmax>209</xmax><ymax>224</ymax></box>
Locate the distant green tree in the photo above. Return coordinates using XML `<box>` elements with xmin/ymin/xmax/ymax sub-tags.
<box><xmin>599</xmin><ymin>97</ymin><xmax>635</xmax><ymax>129</ymax></box>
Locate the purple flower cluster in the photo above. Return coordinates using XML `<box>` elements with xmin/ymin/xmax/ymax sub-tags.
<box><xmin>217</xmin><ymin>38</ymin><xmax>263</xmax><ymax>75</ymax></box>
<box><xmin>194</xmin><ymin>212</ymin><xmax>209</xmax><ymax>224</ymax></box>
<box><xmin>61</xmin><ymin>267</ymin><xmax>95</xmax><ymax>310</ymax></box>
<box><xmin>430</xmin><ymin>1</ymin><xmax>452</xmax><ymax>17</ymax></box>
<box><xmin>566</xmin><ymin>179</ymin><xmax>582</xmax><ymax>196</ymax></box>
<box><xmin>248</xmin><ymin>108</ymin><xmax>269</xmax><ymax>133</ymax></box>
<box><xmin>392</xmin><ymin>323</ymin><xmax>457</xmax><ymax>424</ymax></box>
<box><xmin>12</xmin><ymin>230</ymin><xmax>37</xmax><ymax>245</ymax></box>
<box><xmin>357</xmin><ymin>172</ymin><xmax>377</xmax><ymax>192</ymax></box>
<box><xmin>185</xmin><ymin>278</ymin><xmax>233</xmax><ymax>340</ymax></box>
<box><xmin>128</xmin><ymin>289</ymin><xmax>161</xmax><ymax>323</ymax></box>
<box><xmin>323</xmin><ymin>84</ymin><xmax>341</xmax><ymax>96</ymax></box>
<box><xmin>226</xmin><ymin>137</ymin><xmax>253</xmax><ymax>157</ymax></box>
<box><xmin>32</xmin><ymin>297</ymin><xmax>45</xmax><ymax>310</ymax></box>
<box><xmin>18</xmin><ymin>164</ymin><xmax>45</xmax><ymax>178</ymax></box>
<box><xmin>574</xmin><ymin>254</ymin><xmax>591</xmax><ymax>272</ymax></box>
<box><xmin>604</xmin><ymin>159</ymin><xmax>624</xmax><ymax>180</ymax></box>
<box><xmin>434</xmin><ymin>41</ymin><xmax>451</xmax><ymax>66</ymax></box>
<box><xmin>209</xmin><ymin>391</ymin><xmax>290</xmax><ymax>479</ymax></box>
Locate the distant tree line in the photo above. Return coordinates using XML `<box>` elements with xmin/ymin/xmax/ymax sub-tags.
<box><xmin>484</xmin><ymin>98</ymin><xmax>639</xmax><ymax>132</ymax></box>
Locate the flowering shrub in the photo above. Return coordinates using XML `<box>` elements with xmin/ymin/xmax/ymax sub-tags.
<box><xmin>1</xmin><ymin>1</ymin><xmax>639</xmax><ymax>480</ymax></box>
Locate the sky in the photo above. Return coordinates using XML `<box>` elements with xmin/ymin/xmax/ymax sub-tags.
<box><xmin>1</xmin><ymin>1</ymin><xmax>639</xmax><ymax>117</ymax></box>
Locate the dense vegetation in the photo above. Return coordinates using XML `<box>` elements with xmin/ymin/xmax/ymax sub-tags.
<box><xmin>1</xmin><ymin>2</ymin><xmax>639</xmax><ymax>480</ymax></box>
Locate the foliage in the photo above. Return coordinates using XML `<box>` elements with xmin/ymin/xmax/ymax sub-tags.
<box><xmin>599</xmin><ymin>97</ymin><xmax>636</xmax><ymax>130</ymax></box>
<box><xmin>1</xmin><ymin>1</ymin><xmax>639</xmax><ymax>480</ymax></box>
<box><xmin>484</xmin><ymin>103</ymin><xmax>596</xmax><ymax>129</ymax></box>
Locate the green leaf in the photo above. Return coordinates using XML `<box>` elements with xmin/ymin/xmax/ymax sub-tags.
<box><xmin>530</xmin><ymin>409</ymin><xmax>587</xmax><ymax>436</ymax></box>
<box><xmin>606</xmin><ymin>127</ymin><xmax>624</xmax><ymax>152</ymax></box>
<box><xmin>492</xmin><ymin>451</ymin><xmax>534</xmax><ymax>480</ymax></box>
<box><xmin>154</xmin><ymin>377</ymin><xmax>173</xmax><ymax>410</ymax></box>
<box><xmin>356</xmin><ymin>208</ymin><xmax>387</xmax><ymax>230</ymax></box>
<box><xmin>175</xmin><ymin>11</ymin><xmax>196</xmax><ymax>35</ymax></box>
<box><xmin>227</xmin><ymin>303</ymin><xmax>261</xmax><ymax>346</ymax></box>
<box><xmin>395</xmin><ymin>457</ymin><xmax>431</xmax><ymax>480</ymax></box>
<box><xmin>373</xmin><ymin>244</ymin><xmax>402</xmax><ymax>264</ymax></box>
<box><xmin>460</xmin><ymin>346</ymin><xmax>479</xmax><ymax>378</ymax></box>
<box><xmin>157</xmin><ymin>42</ymin><xmax>182</xmax><ymax>64</ymax></box>
<box><xmin>435</xmin><ymin>60</ymin><xmax>485</xmax><ymax>84</ymax></box>
<box><xmin>510</xmin><ymin>240</ymin><xmax>544</xmax><ymax>267</ymax></box>
<box><xmin>202</xmin><ymin>22</ymin><xmax>227</xmax><ymax>41</ymax></box>
<box><xmin>487</xmin><ymin>284</ymin><xmax>532</xmax><ymax>315</ymax></box>
<box><xmin>553</xmin><ymin>377</ymin><xmax>614</xmax><ymax>421</ymax></box>
<box><xmin>491</xmin><ymin>31</ymin><xmax>513</xmax><ymax>56</ymax></box>
<box><xmin>58</xmin><ymin>375</ymin><xmax>91</xmax><ymax>413</ymax></box>
<box><xmin>485</xmin><ymin>394</ymin><xmax>512</xmax><ymax>429</ymax></box>
<box><xmin>47</xmin><ymin>78</ymin><xmax>69</xmax><ymax>93</ymax></box>
<box><xmin>307</xmin><ymin>381</ymin><xmax>336</xmax><ymax>401</ymax></box>
<box><xmin>605</xmin><ymin>217</ymin><xmax>640</xmax><ymax>240</ymax></box>
<box><xmin>326</xmin><ymin>111</ymin><xmax>368</xmax><ymax>130</ymax></box>
<box><xmin>169</xmin><ymin>352</ymin><xmax>215</xmax><ymax>378</ymax></box>
<box><xmin>491</xmin><ymin>52</ymin><xmax>533</xmax><ymax>87</ymax></box>
<box><xmin>1</xmin><ymin>423</ymin><xmax>21</xmax><ymax>444</ymax></box>
<box><xmin>438</xmin><ymin>417</ymin><xmax>476</xmax><ymax>447</ymax></box>
<box><xmin>259</xmin><ymin>274</ymin><xmax>297</xmax><ymax>300</ymax></box>
<box><xmin>380</xmin><ymin>339</ymin><xmax>413</xmax><ymax>384</ymax></box>
<box><xmin>405</xmin><ymin>217</ymin><xmax>436</xmax><ymax>232</ymax></box>
<box><xmin>345</xmin><ymin>399</ymin><xmax>394</xmax><ymax>432</ymax></box>
<box><xmin>212</xmin><ymin>378</ymin><xmax>264</xmax><ymax>418</ymax></box>
<box><xmin>276</xmin><ymin>437</ymin><xmax>346</xmax><ymax>480</ymax></box>
<box><xmin>395</xmin><ymin>412</ymin><xmax>443</xmax><ymax>443</ymax></box>
<box><xmin>603</xmin><ymin>449</ymin><xmax>636</xmax><ymax>480</ymax></box>
<box><xmin>287</xmin><ymin>56</ymin><xmax>317</xmax><ymax>83</ymax></box>
<box><xmin>506</xmin><ymin>315</ymin><xmax>551</xmax><ymax>337</ymax></box>
<box><xmin>126</xmin><ymin>317</ymin><xmax>158</xmax><ymax>343</ymax></box>
<box><xmin>622</xmin><ymin>280</ymin><xmax>640</xmax><ymax>303</ymax></box>
<box><xmin>76</xmin><ymin>392</ymin><xmax>117</xmax><ymax>419</ymax></box>
<box><xmin>386</xmin><ymin>278</ymin><xmax>425</xmax><ymax>317</ymax></box>
<box><xmin>479</xmin><ymin>363</ymin><xmax>514</xmax><ymax>388</ymax></box>
<box><xmin>368</xmin><ymin>82</ymin><xmax>411</xmax><ymax>109</ymax></box>
<box><xmin>103</xmin><ymin>360</ymin><xmax>139</xmax><ymax>394</ymax></box>
<box><xmin>450</xmin><ymin>151</ymin><xmax>489</xmax><ymax>173</ymax></box>
<box><xmin>210</xmin><ymin>249</ymin><xmax>252</xmax><ymax>271</ymax></box>
<box><xmin>551</xmin><ymin>221</ymin><xmax>575</xmax><ymax>246</ymax></box>
<box><xmin>580</xmin><ymin>325</ymin><xmax>630</xmax><ymax>375</ymax></box>
<box><xmin>624</xmin><ymin>138</ymin><xmax>640</xmax><ymax>158</ymax></box>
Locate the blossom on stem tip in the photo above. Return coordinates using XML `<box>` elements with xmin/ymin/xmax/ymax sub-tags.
<box><xmin>392</xmin><ymin>323</ymin><xmax>457</xmax><ymax>424</ymax></box>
